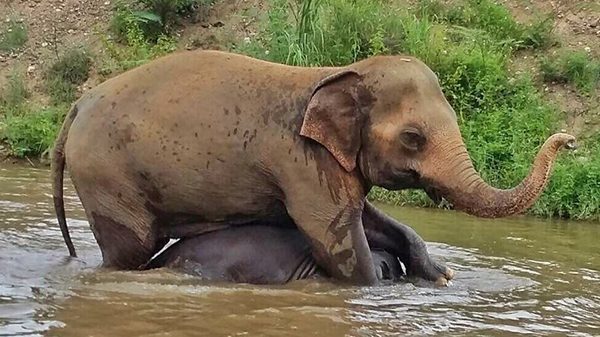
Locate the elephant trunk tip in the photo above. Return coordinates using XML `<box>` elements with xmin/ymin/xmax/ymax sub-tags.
<box><xmin>550</xmin><ymin>132</ymin><xmax>577</xmax><ymax>151</ymax></box>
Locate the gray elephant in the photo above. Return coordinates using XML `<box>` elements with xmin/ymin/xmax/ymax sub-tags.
<box><xmin>52</xmin><ymin>50</ymin><xmax>575</xmax><ymax>285</ymax></box>
<box><xmin>147</xmin><ymin>208</ymin><xmax>454</xmax><ymax>285</ymax></box>
<box><xmin>147</xmin><ymin>225</ymin><xmax>405</xmax><ymax>284</ymax></box>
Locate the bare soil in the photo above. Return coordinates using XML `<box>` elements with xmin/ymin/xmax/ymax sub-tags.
<box><xmin>0</xmin><ymin>0</ymin><xmax>264</xmax><ymax>103</ymax></box>
<box><xmin>504</xmin><ymin>0</ymin><xmax>600</xmax><ymax>138</ymax></box>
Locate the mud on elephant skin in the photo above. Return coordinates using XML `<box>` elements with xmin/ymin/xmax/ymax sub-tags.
<box><xmin>52</xmin><ymin>50</ymin><xmax>575</xmax><ymax>285</ymax></box>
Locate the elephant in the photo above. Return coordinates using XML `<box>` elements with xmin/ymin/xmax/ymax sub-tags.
<box><xmin>147</xmin><ymin>224</ymin><xmax>405</xmax><ymax>284</ymax></box>
<box><xmin>51</xmin><ymin>50</ymin><xmax>576</xmax><ymax>285</ymax></box>
<box><xmin>147</xmin><ymin>211</ymin><xmax>453</xmax><ymax>285</ymax></box>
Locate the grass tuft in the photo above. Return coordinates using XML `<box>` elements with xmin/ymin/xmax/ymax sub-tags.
<box><xmin>0</xmin><ymin>69</ymin><xmax>30</xmax><ymax>108</ymax></box>
<box><xmin>110</xmin><ymin>0</ymin><xmax>214</xmax><ymax>42</ymax></box>
<box><xmin>0</xmin><ymin>19</ymin><xmax>28</xmax><ymax>53</ymax></box>
<box><xmin>540</xmin><ymin>51</ymin><xmax>600</xmax><ymax>93</ymax></box>
<box><xmin>44</xmin><ymin>48</ymin><xmax>92</xmax><ymax>104</ymax></box>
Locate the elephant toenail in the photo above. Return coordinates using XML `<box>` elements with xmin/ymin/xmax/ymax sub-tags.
<box><xmin>435</xmin><ymin>277</ymin><xmax>448</xmax><ymax>287</ymax></box>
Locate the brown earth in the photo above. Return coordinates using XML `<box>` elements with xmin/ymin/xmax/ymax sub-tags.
<box><xmin>504</xmin><ymin>0</ymin><xmax>600</xmax><ymax>138</ymax></box>
<box><xmin>0</xmin><ymin>0</ymin><xmax>264</xmax><ymax>105</ymax></box>
<box><xmin>0</xmin><ymin>0</ymin><xmax>599</xmax><ymax>143</ymax></box>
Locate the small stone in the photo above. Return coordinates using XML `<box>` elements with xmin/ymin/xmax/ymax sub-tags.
<box><xmin>584</xmin><ymin>46</ymin><xmax>591</xmax><ymax>53</ymax></box>
<box><xmin>27</xmin><ymin>65</ymin><xmax>36</xmax><ymax>73</ymax></box>
<box><xmin>41</xmin><ymin>42</ymin><xmax>48</xmax><ymax>47</ymax></box>
<box><xmin>104</xmin><ymin>1</ymin><xmax>111</xmax><ymax>5</ymax></box>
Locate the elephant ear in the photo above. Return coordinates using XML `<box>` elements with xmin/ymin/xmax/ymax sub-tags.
<box><xmin>300</xmin><ymin>70</ymin><xmax>374</xmax><ymax>172</ymax></box>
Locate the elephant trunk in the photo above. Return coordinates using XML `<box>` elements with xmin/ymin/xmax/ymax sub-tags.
<box><xmin>426</xmin><ymin>133</ymin><xmax>576</xmax><ymax>218</ymax></box>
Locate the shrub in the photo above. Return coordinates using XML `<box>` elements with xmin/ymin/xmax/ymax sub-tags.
<box><xmin>0</xmin><ymin>19</ymin><xmax>28</xmax><ymax>53</ymax></box>
<box><xmin>540</xmin><ymin>51</ymin><xmax>600</xmax><ymax>93</ymax></box>
<box><xmin>101</xmin><ymin>18</ymin><xmax>176</xmax><ymax>76</ymax></box>
<box><xmin>44</xmin><ymin>48</ymin><xmax>92</xmax><ymax>104</ymax></box>
<box><xmin>0</xmin><ymin>69</ymin><xmax>30</xmax><ymax>108</ymax></box>
<box><xmin>110</xmin><ymin>0</ymin><xmax>214</xmax><ymax>42</ymax></box>
<box><xmin>0</xmin><ymin>105</ymin><xmax>66</xmax><ymax>157</ymax></box>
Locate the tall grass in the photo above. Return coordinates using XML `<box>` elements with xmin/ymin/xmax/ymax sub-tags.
<box><xmin>237</xmin><ymin>0</ymin><xmax>599</xmax><ymax>220</ymax></box>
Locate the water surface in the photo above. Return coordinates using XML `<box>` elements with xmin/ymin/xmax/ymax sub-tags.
<box><xmin>0</xmin><ymin>164</ymin><xmax>598</xmax><ymax>336</ymax></box>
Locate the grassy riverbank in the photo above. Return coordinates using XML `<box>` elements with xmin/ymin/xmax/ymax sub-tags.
<box><xmin>0</xmin><ymin>0</ymin><xmax>599</xmax><ymax>220</ymax></box>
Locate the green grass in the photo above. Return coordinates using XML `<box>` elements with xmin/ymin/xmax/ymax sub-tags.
<box><xmin>0</xmin><ymin>19</ymin><xmax>28</xmax><ymax>53</ymax></box>
<box><xmin>0</xmin><ymin>104</ymin><xmax>65</xmax><ymax>158</ymax></box>
<box><xmin>236</xmin><ymin>0</ymin><xmax>599</xmax><ymax>220</ymax></box>
<box><xmin>0</xmin><ymin>69</ymin><xmax>30</xmax><ymax>108</ymax></box>
<box><xmin>44</xmin><ymin>48</ymin><xmax>92</xmax><ymax>104</ymax></box>
<box><xmin>418</xmin><ymin>0</ymin><xmax>554</xmax><ymax>50</ymax></box>
<box><xmin>110</xmin><ymin>0</ymin><xmax>214</xmax><ymax>43</ymax></box>
<box><xmin>101</xmin><ymin>18</ymin><xmax>176</xmax><ymax>76</ymax></box>
<box><xmin>540</xmin><ymin>51</ymin><xmax>600</xmax><ymax>93</ymax></box>
<box><xmin>0</xmin><ymin>69</ymin><xmax>65</xmax><ymax>158</ymax></box>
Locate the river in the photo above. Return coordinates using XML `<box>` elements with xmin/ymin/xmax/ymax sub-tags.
<box><xmin>0</xmin><ymin>164</ymin><xmax>598</xmax><ymax>336</ymax></box>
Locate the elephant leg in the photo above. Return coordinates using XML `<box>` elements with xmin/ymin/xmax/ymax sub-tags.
<box><xmin>362</xmin><ymin>201</ymin><xmax>454</xmax><ymax>286</ymax></box>
<box><xmin>75</xmin><ymin>176</ymin><xmax>166</xmax><ymax>270</ymax></box>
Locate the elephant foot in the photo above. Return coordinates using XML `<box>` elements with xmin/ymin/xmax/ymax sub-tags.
<box><xmin>407</xmin><ymin>257</ymin><xmax>455</xmax><ymax>287</ymax></box>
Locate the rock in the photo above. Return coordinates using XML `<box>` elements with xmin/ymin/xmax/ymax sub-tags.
<box><xmin>27</xmin><ymin>65</ymin><xmax>36</xmax><ymax>73</ymax></box>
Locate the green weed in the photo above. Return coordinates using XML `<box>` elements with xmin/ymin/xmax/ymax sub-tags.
<box><xmin>110</xmin><ymin>0</ymin><xmax>214</xmax><ymax>42</ymax></box>
<box><xmin>44</xmin><ymin>48</ymin><xmax>92</xmax><ymax>104</ymax></box>
<box><xmin>0</xmin><ymin>105</ymin><xmax>65</xmax><ymax>157</ymax></box>
<box><xmin>0</xmin><ymin>69</ymin><xmax>30</xmax><ymax>108</ymax></box>
<box><xmin>0</xmin><ymin>19</ymin><xmax>28</xmax><ymax>53</ymax></box>
<box><xmin>541</xmin><ymin>51</ymin><xmax>600</xmax><ymax>93</ymax></box>
<box><xmin>101</xmin><ymin>18</ymin><xmax>176</xmax><ymax>76</ymax></box>
<box><xmin>418</xmin><ymin>0</ymin><xmax>554</xmax><ymax>50</ymax></box>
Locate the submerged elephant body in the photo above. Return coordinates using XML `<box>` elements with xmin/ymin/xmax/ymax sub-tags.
<box><xmin>148</xmin><ymin>225</ymin><xmax>404</xmax><ymax>284</ymax></box>
<box><xmin>52</xmin><ymin>50</ymin><xmax>575</xmax><ymax>285</ymax></box>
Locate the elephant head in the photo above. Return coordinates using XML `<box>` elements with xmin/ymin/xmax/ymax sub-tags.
<box><xmin>300</xmin><ymin>55</ymin><xmax>576</xmax><ymax>218</ymax></box>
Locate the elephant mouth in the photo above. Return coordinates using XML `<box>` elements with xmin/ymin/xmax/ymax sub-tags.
<box><xmin>424</xmin><ymin>185</ymin><xmax>444</xmax><ymax>205</ymax></box>
<box><xmin>379</xmin><ymin>170</ymin><xmax>452</xmax><ymax>208</ymax></box>
<box><xmin>379</xmin><ymin>169</ymin><xmax>423</xmax><ymax>191</ymax></box>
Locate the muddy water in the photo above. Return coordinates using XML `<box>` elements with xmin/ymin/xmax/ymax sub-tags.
<box><xmin>0</xmin><ymin>165</ymin><xmax>599</xmax><ymax>337</ymax></box>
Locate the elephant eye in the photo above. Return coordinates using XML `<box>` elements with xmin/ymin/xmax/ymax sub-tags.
<box><xmin>399</xmin><ymin>127</ymin><xmax>426</xmax><ymax>152</ymax></box>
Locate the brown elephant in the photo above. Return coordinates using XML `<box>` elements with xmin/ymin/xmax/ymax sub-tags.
<box><xmin>52</xmin><ymin>50</ymin><xmax>575</xmax><ymax>285</ymax></box>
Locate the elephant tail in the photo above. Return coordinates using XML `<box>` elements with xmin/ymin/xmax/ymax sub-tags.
<box><xmin>51</xmin><ymin>104</ymin><xmax>79</xmax><ymax>257</ymax></box>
